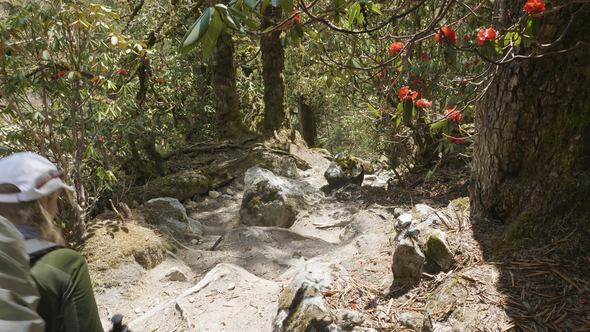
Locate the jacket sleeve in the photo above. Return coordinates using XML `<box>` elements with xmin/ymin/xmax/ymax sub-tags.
<box><xmin>0</xmin><ymin>216</ymin><xmax>45</xmax><ymax>332</ymax></box>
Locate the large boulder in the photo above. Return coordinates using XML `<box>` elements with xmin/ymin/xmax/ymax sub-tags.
<box><xmin>273</xmin><ymin>259</ymin><xmax>350</xmax><ymax>332</ymax></box>
<box><xmin>129</xmin><ymin>170</ymin><xmax>210</xmax><ymax>203</ymax></box>
<box><xmin>143</xmin><ymin>197</ymin><xmax>203</xmax><ymax>236</ymax></box>
<box><xmin>240</xmin><ymin>167</ymin><xmax>321</xmax><ymax>228</ymax></box>
<box><xmin>324</xmin><ymin>152</ymin><xmax>364</xmax><ymax>188</ymax></box>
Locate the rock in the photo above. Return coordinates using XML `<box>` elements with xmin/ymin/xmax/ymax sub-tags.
<box><xmin>398</xmin><ymin>311</ymin><xmax>423</xmax><ymax>330</ymax></box>
<box><xmin>144</xmin><ymin>197</ymin><xmax>203</xmax><ymax>236</ymax></box>
<box><xmin>332</xmin><ymin>184</ymin><xmax>364</xmax><ymax>201</ymax></box>
<box><xmin>393</xmin><ymin>207</ymin><xmax>405</xmax><ymax>218</ymax></box>
<box><xmin>424</xmin><ymin>229</ymin><xmax>455</xmax><ymax>271</ymax></box>
<box><xmin>164</xmin><ymin>268</ymin><xmax>188</xmax><ymax>282</ymax></box>
<box><xmin>310</xmin><ymin>148</ymin><xmax>333</xmax><ymax>160</ymax></box>
<box><xmin>133</xmin><ymin>245</ymin><xmax>166</xmax><ymax>270</ymax></box>
<box><xmin>273</xmin><ymin>259</ymin><xmax>349</xmax><ymax>332</ymax></box>
<box><xmin>128</xmin><ymin>263</ymin><xmax>280</xmax><ymax>332</ymax></box>
<box><xmin>391</xmin><ymin>238</ymin><xmax>425</xmax><ymax>286</ymax></box>
<box><xmin>83</xmin><ymin>222</ymin><xmax>166</xmax><ymax>287</ymax></box>
<box><xmin>240</xmin><ymin>167</ymin><xmax>320</xmax><ymax>228</ymax></box>
<box><xmin>334</xmin><ymin>309</ymin><xmax>364</xmax><ymax>330</ymax></box>
<box><xmin>414</xmin><ymin>204</ymin><xmax>434</xmax><ymax>218</ymax></box>
<box><xmin>208</xmin><ymin>190</ymin><xmax>222</xmax><ymax>199</ymax></box>
<box><xmin>324</xmin><ymin>152</ymin><xmax>365</xmax><ymax>188</ymax></box>
<box><xmin>129</xmin><ymin>170</ymin><xmax>210</xmax><ymax>202</ymax></box>
<box><xmin>225</xmin><ymin>188</ymin><xmax>234</xmax><ymax>195</ymax></box>
<box><xmin>396</xmin><ymin>213</ymin><xmax>413</xmax><ymax>229</ymax></box>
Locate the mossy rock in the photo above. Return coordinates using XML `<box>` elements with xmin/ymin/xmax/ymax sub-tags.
<box><xmin>128</xmin><ymin>169</ymin><xmax>210</xmax><ymax>203</ymax></box>
<box><xmin>82</xmin><ymin>221</ymin><xmax>168</xmax><ymax>287</ymax></box>
<box><xmin>424</xmin><ymin>229</ymin><xmax>455</xmax><ymax>271</ymax></box>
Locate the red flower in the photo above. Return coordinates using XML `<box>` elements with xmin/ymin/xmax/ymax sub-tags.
<box><xmin>435</xmin><ymin>26</ymin><xmax>458</xmax><ymax>46</ymax></box>
<box><xmin>292</xmin><ymin>9</ymin><xmax>302</xmax><ymax>24</ymax></box>
<box><xmin>463</xmin><ymin>35</ymin><xmax>471</xmax><ymax>42</ymax></box>
<box><xmin>388</xmin><ymin>42</ymin><xmax>404</xmax><ymax>55</ymax></box>
<box><xmin>420</xmin><ymin>53</ymin><xmax>430</xmax><ymax>62</ymax></box>
<box><xmin>375</xmin><ymin>70</ymin><xmax>386</xmax><ymax>80</ymax></box>
<box><xmin>117</xmin><ymin>68</ymin><xmax>129</xmax><ymax>76</ymax></box>
<box><xmin>97</xmin><ymin>136</ymin><xmax>105</xmax><ymax>145</ymax></box>
<box><xmin>416</xmin><ymin>99</ymin><xmax>432</xmax><ymax>109</ymax></box>
<box><xmin>445</xmin><ymin>106</ymin><xmax>462</xmax><ymax>123</ymax></box>
<box><xmin>523</xmin><ymin>0</ymin><xmax>546</xmax><ymax>16</ymax></box>
<box><xmin>477</xmin><ymin>27</ymin><xmax>497</xmax><ymax>45</ymax></box>
<box><xmin>448</xmin><ymin>135</ymin><xmax>466</xmax><ymax>145</ymax></box>
<box><xmin>399</xmin><ymin>86</ymin><xmax>419</xmax><ymax>101</ymax></box>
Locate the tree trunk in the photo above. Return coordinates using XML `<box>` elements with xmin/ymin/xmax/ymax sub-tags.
<box><xmin>470</xmin><ymin>4</ymin><xmax>590</xmax><ymax>234</ymax></box>
<box><xmin>298</xmin><ymin>95</ymin><xmax>316</xmax><ymax>147</ymax></box>
<box><xmin>261</xmin><ymin>5</ymin><xmax>285</xmax><ymax>134</ymax></box>
<box><xmin>212</xmin><ymin>31</ymin><xmax>248</xmax><ymax>138</ymax></box>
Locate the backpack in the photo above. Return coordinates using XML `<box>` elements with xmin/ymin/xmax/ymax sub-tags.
<box><xmin>24</xmin><ymin>238</ymin><xmax>63</xmax><ymax>266</ymax></box>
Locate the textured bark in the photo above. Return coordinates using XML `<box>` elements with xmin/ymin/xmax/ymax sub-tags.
<box><xmin>298</xmin><ymin>95</ymin><xmax>316</xmax><ymax>147</ymax></box>
<box><xmin>470</xmin><ymin>4</ymin><xmax>590</xmax><ymax>229</ymax></box>
<box><xmin>261</xmin><ymin>5</ymin><xmax>285</xmax><ymax>134</ymax></box>
<box><xmin>212</xmin><ymin>32</ymin><xmax>247</xmax><ymax>138</ymax></box>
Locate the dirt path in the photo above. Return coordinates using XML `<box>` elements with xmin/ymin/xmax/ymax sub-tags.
<box><xmin>91</xmin><ymin>145</ymin><xmax>404</xmax><ymax>330</ymax></box>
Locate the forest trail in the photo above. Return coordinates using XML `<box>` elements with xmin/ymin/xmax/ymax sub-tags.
<box><xmin>88</xmin><ymin>143</ymin><xmax>586</xmax><ymax>331</ymax></box>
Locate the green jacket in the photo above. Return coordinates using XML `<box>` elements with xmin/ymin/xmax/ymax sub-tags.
<box><xmin>31</xmin><ymin>247</ymin><xmax>104</xmax><ymax>332</ymax></box>
<box><xmin>0</xmin><ymin>216</ymin><xmax>45</xmax><ymax>332</ymax></box>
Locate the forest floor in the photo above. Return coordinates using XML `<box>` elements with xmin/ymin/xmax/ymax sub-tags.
<box><xmin>86</xmin><ymin>142</ymin><xmax>590</xmax><ymax>332</ymax></box>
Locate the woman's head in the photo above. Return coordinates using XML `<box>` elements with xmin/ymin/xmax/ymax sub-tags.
<box><xmin>0</xmin><ymin>152</ymin><xmax>72</xmax><ymax>244</ymax></box>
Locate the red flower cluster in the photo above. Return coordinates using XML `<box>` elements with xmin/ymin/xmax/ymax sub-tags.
<box><xmin>292</xmin><ymin>9</ymin><xmax>302</xmax><ymax>24</ymax></box>
<box><xmin>444</xmin><ymin>106</ymin><xmax>462</xmax><ymax>123</ymax></box>
<box><xmin>477</xmin><ymin>27</ymin><xmax>497</xmax><ymax>45</ymax></box>
<box><xmin>399</xmin><ymin>86</ymin><xmax>419</xmax><ymax>101</ymax></box>
<box><xmin>434</xmin><ymin>26</ymin><xmax>458</xmax><ymax>46</ymax></box>
<box><xmin>117</xmin><ymin>68</ymin><xmax>129</xmax><ymax>76</ymax></box>
<box><xmin>388</xmin><ymin>42</ymin><xmax>404</xmax><ymax>55</ymax></box>
<box><xmin>420</xmin><ymin>53</ymin><xmax>430</xmax><ymax>62</ymax></box>
<box><xmin>448</xmin><ymin>135</ymin><xmax>466</xmax><ymax>145</ymax></box>
<box><xmin>416</xmin><ymin>99</ymin><xmax>432</xmax><ymax>109</ymax></box>
<box><xmin>523</xmin><ymin>0</ymin><xmax>546</xmax><ymax>16</ymax></box>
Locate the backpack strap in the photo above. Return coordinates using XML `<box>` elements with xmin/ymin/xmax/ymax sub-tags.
<box><xmin>25</xmin><ymin>238</ymin><xmax>64</xmax><ymax>266</ymax></box>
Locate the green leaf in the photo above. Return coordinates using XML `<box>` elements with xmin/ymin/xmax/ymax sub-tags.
<box><xmin>402</xmin><ymin>100</ymin><xmax>414</xmax><ymax>125</ymax></box>
<box><xmin>215</xmin><ymin>4</ymin><xmax>238</xmax><ymax>30</ymax></box>
<box><xmin>430</xmin><ymin>118</ymin><xmax>448</xmax><ymax>133</ymax></box>
<box><xmin>272</xmin><ymin>0</ymin><xmax>293</xmax><ymax>11</ymax></box>
<box><xmin>325</xmin><ymin>74</ymin><xmax>334</xmax><ymax>88</ymax></box>
<box><xmin>180</xmin><ymin>7</ymin><xmax>215</xmax><ymax>54</ymax></box>
<box><xmin>201</xmin><ymin>10</ymin><xmax>226</xmax><ymax>58</ymax></box>
<box><xmin>347</xmin><ymin>2</ymin><xmax>361</xmax><ymax>28</ymax></box>
<box><xmin>367</xmin><ymin>103</ymin><xmax>380</xmax><ymax>117</ymax></box>
<box><xmin>503</xmin><ymin>31</ymin><xmax>522</xmax><ymax>48</ymax></box>
<box><xmin>368</xmin><ymin>3</ymin><xmax>382</xmax><ymax>15</ymax></box>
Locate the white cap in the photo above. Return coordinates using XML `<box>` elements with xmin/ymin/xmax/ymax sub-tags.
<box><xmin>0</xmin><ymin>152</ymin><xmax>74</xmax><ymax>203</ymax></box>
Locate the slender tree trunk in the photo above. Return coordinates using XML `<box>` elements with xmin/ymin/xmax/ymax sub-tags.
<box><xmin>261</xmin><ymin>5</ymin><xmax>285</xmax><ymax>134</ymax></box>
<box><xmin>212</xmin><ymin>31</ymin><xmax>248</xmax><ymax>138</ymax></box>
<box><xmin>298</xmin><ymin>95</ymin><xmax>316</xmax><ymax>147</ymax></box>
<box><xmin>470</xmin><ymin>4</ymin><xmax>590</xmax><ymax>232</ymax></box>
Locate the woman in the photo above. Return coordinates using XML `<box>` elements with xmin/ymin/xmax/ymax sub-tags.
<box><xmin>0</xmin><ymin>152</ymin><xmax>104</xmax><ymax>332</ymax></box>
